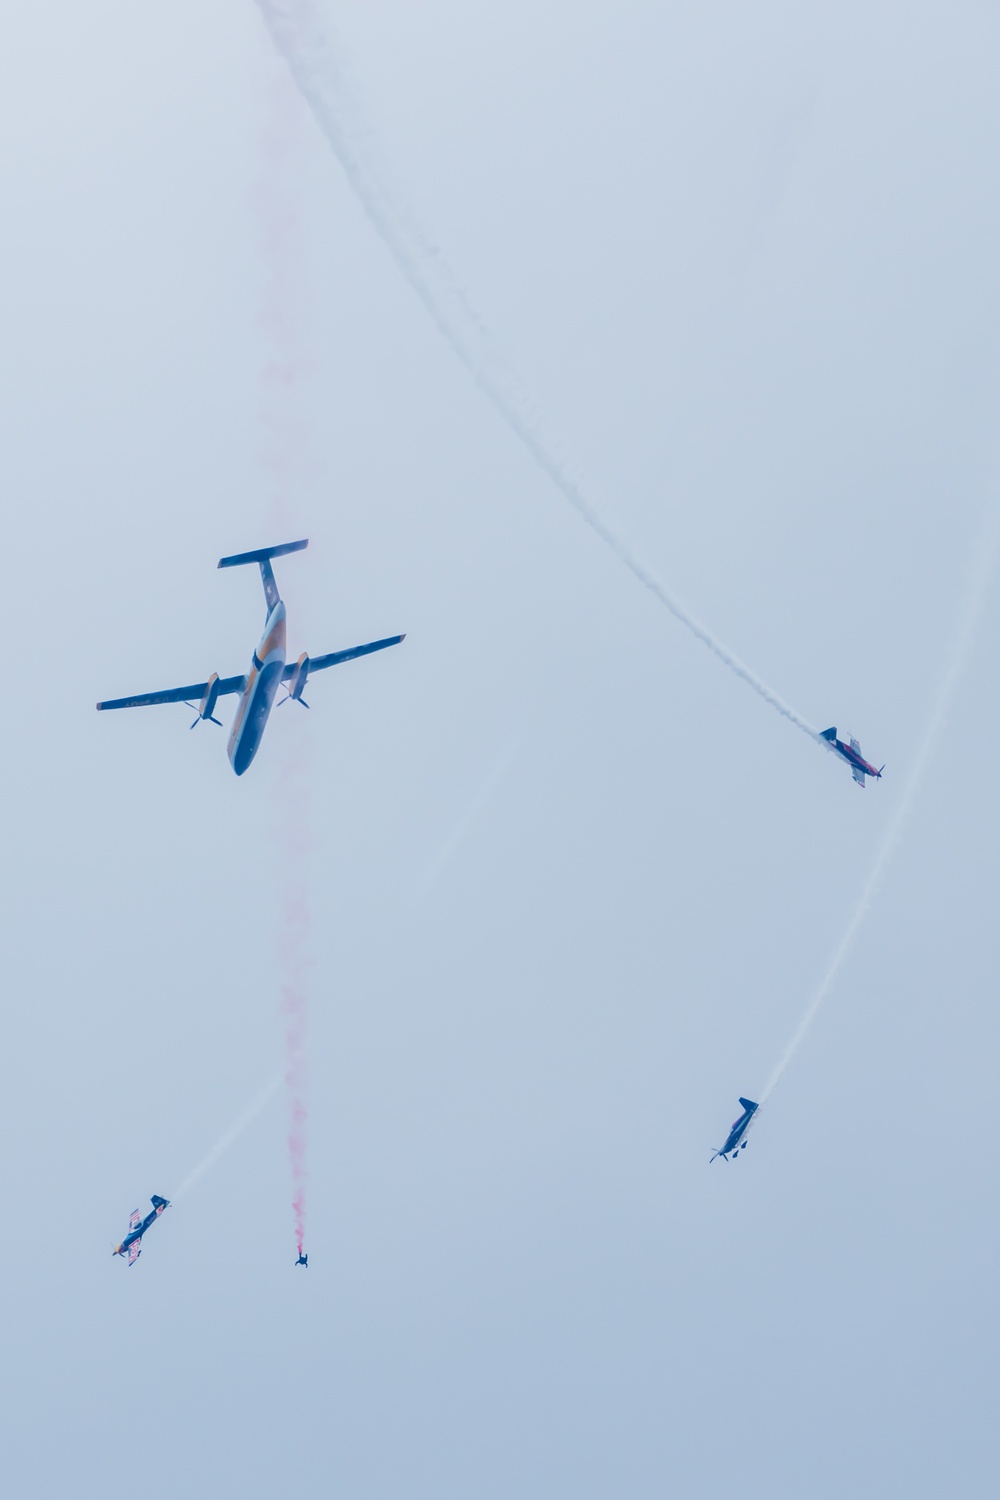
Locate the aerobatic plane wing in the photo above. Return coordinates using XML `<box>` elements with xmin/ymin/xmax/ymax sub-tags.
<box><xmin>128</xmin><ymin>1209</ymin><xmax>141</xmax><ymax>1231</ymax></box>
<box><xmin>97</xmin><ymin>674</ymin><xmax>246</xmax><ymax>712</ymax></box>
<box><xmin>295</xmin><ymin>635</ymin><xmax>406</xmax><ymax>677</ymax></box>
<box><xmin>127</xmin><ymin>1241</ymin><xmax>141</xmax><ymax>1266</ymax></box>
<box><xmin>852</xmin><ymin>765</ymin><xmax>866</xmax><ymax>786</ymax></box>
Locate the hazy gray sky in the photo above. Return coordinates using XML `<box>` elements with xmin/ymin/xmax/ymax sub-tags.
<box><xmin>2</xmin><ymin>3</ymin><xmax>999</xmax><ymax>1496</ymax></box>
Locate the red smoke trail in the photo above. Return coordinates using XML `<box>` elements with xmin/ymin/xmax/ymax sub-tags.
<box><xmin>256</xmin><ymin>67</ymin><xmax>312</xmax><ymax>533</ymax></box>
<box><xmin>256</xmin><ymin>58</ymin><xmax>315</xmax><ymax>1257</ymax></box>
<box><xmin>281</xmin><ymin>874</ymin><xmax>309</xmax><ymax>1255</ymax></box>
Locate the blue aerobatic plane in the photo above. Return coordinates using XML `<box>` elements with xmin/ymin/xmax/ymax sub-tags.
<box><xmin>113</xmin><ymin>1195</ymin><xmax>170</xmax><ymax>1266</ymax></box>
<box><xmin>711</xmin><ymin>1098</ymin><xmax>758</xmax><ymax>1162</ymax></box>
<box><xmin>97</xmin><ymin>540</ymin><xmax>405</xmax><ymax>775</ymax></box>
<box><xmin>819</xmin><ymin>727</ymin><xmax>884</xmax><ymax>788</ymax></box>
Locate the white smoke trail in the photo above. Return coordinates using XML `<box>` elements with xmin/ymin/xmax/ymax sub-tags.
<box><xmin>251</xmin><ymin>1</ymin><xmax>818</xmax><ymax>742</ymax></box>
<box><xmin>173</xmin><ymin>1073</ymin><xmax>283</xmax><ymax>1201</ymax></box>
<box><xmin>761</xmin><ymin>509</ymin><xmax>1000</xmax><ymax>1101</ymax></box>
<box><xmin>416</xmin><ymin>735</ymin><xmax>524</xmax><ymax>896</ymax></box>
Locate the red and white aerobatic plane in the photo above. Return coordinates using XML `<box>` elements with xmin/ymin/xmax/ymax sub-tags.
<box><xmin>819</xmin><ymin>727</ymin><xmax>884</xmax><ymax>788</ymax></box>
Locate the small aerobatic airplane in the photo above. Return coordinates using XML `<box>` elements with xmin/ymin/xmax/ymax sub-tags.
<box><xmin>710</xmin><ymin>1098</ymin><xmax>758</xmax><ymax>1162</ymax></box>
<box><xmin>295</xmin><ymin>1252</ymin><xmax>308</xmax><ymax>1268</ymax></box>
<box><xmin>820</xmin><ymin>727</ymin><xmax>884</xmax><ymax>788</ymax></box>
<box><xmin>113</xmin><ymin>1195</ymin><xmax>170</xmax><ymax>1266</ymax></box>
<box><xmin>97</xmin><ymin>540</ymin><xmax>405</xmax><ymax>776</ymax></box>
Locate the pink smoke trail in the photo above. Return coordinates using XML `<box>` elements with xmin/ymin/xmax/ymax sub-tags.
<box><xmin>281</xmin><ymin>875</ymin><xmax>310</xmax><ymax>1255</ymax></box>
<box><xmin>256</xmin><ymin>56</ymin><xmax>315</xmax><ymax>1258</ymax></box>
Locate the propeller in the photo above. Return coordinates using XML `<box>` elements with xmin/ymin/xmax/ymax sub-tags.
<box><xmin>184</xmin><ymin>703</ymin><xmax>222</xmax><ymax>730</ymax></box>
<box><xmin>277</xmin><ymin>694</ymin><xmax>309</xmax><ymax>709</ymax></box>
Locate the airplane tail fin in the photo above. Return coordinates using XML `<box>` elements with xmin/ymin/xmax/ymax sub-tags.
<box><xmin>819</xmin><ymin>727</ymin><xmax>837</xmax><ymax>742</ymax></box>
<box><xmin>218</xmin><ymin>540</ymin><xmax>308</xmax><ymax>612</ymax></box>
<box><xmin>151</xmin><ymin>1195</ymin><xmax>170</xmax><ymax>1210</ymax></box>
<box><xmin>738</xmin><ymin>1098</ymin><xmax>758</xmax><ymax>1113</ymax></box>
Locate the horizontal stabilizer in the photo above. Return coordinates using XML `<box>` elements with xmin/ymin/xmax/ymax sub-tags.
<box><xmin>218</xmin><ymin>539</ymin><xmax>308</xmax><ymax>569</ymax></box>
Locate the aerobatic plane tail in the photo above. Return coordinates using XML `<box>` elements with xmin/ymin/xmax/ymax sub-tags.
<box><xmin>218</xmin><ymin>540</ymin><xmax>309</xmax><ymax>612</ymax></box>
<box><xmin>738</xmin><ymin>1098</ymin><xmax>758</xmax><ymax>1113</ymax></box>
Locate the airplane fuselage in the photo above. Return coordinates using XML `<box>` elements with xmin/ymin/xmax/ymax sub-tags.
<box><xmin>819</xmin><ymin>728</ymin><xmax>881</xmax><ymax>784</ymax></box>
<box><xmin>227</xmin><ymin>601</ymin><xmax>287</xmax><ymax>776</ymax></box>
<box><xmin>831</xmin><ymin>739</ymin><xmax>879</xmax><ymax>780</ymax></box>
<box><xmin>114</xmin><ymin>1196</ymin><xmax>169</xmax><ymax>1259</ymax></box>
<box><xmin>714</xmin><ymin>1098</ymin><xmax>758</xmax><ymax>1160</ymax></box>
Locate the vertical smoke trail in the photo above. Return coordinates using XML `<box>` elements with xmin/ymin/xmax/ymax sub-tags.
<box><xmin>281</xmin><ymin>872</ymin><xmax>310</xmax><ymax>1255</ymax></box>
<box><xmin>251</xmin><ymin>1</ymin><xmax>819</xmax><ymax>743</ymax></box>
<box><xmin>257</xmin><ymin>59</ymin><xmax>315</xmax><ymax>1257</ymax></box>
<box><xmin>761</xmin><ymin>508</ymin><xmax>1000</xmax><ymax>1101</ymax></box>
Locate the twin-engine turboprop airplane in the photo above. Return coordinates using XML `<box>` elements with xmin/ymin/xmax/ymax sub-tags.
<box><xmin>97</xmin><ymin>540</ymin><xmax>405</xmax><ymax>776</ymax></box>
<box><xmin>819</xmin><ymin>727</ymin><xmax>884</xmax><ymax>788</ymax></box>
<box><xmin>710</xmin><ymin>1098</ymin><xmax>758</xmax><ymax>1162</ymax></box>
<box><xmin>113</xmin><ymin>1195</ymin><xmax>170</xmax><ymax>1266</ymax></box>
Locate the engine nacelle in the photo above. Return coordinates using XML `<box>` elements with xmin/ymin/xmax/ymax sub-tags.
<box><xmin>196</xmin><ymin>672</ymin><xmax>223</xmax><ymax>725</ymax></box>
<box><xmin>286</xmin><ymin>652</ymin><xmax>311</xmax><ymax>706</ymax></box>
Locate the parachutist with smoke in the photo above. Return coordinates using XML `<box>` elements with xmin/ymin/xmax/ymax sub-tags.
<box><xmin>257</xmin><ymin>62</ymin><xmax>314</xmax><ymax>1262</ymax></box>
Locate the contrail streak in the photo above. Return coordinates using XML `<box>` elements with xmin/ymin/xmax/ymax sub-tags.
<box><xmin>173</xmin><ymin>1073</ymin><xmax>283</xmax><ymax>1200</ymax></box>
<box><xmin>416</xmin><ymin>735</ymin><xmax>524</xmax><ymax>896</ymax></box>
<box><xmin>251</xmin><ymin>1</ymin><xmax>818</xmax><ymax>742</ymax></box>
<box><xmin>762</xmin><ymin>508</ymin><xmax>1000</xmax><ymax>1100</ymax></box>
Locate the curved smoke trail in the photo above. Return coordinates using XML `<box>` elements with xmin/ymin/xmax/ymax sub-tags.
<box><xmin>761</xmin><ymin>508</ymin><xmax>1000</xmax><ymax>1101</ymax></box>
<box><xmin>251</xmin><ymin>1</ymin><xmax>818</xmax><ymax>742</ymax></box>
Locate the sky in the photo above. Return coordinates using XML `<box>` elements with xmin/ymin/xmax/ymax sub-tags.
<box><xmin>1</xmin><ymin>2</ymin><xmax>999</xmax><ymax>1495</ymax></box>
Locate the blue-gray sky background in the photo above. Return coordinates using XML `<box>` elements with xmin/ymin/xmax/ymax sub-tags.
<box><xmin>1</xmin><ymin>3</ymin><xmax>998</xmax><ymax>1496</ymax></box>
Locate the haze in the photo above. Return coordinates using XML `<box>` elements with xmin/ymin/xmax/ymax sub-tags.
<box><xmin>1</xmin><ymin>4</ymin><xmax>998</xmax><ymax>1496</ymax></box>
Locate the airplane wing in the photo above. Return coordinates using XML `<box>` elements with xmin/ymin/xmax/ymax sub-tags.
<box><xmin>128</xmin><ymin>1209</ymin><xmax>141</xmax><ymax>1231</ymax></box>
<box><xmin>97</xmin><ymin>675</ymin><xmax>246</xmax><ymax>712</ymax></box>
<box><xmin>852</xmin><ymin>765</ymin><xmax>866</xmax><ymax>787</ymax></box>
<box><xmin>127</xmin><ymin>1241</ymin><xmax>141</xmax><ymax>1266</ymax></box>
<box><xmin>850</xmin><ymin>737</ymin><xmax>861</xmax><ymax>753</ymax></box>
<box><xmin>288</xmin><ymin>635</ymin><xmax>406</xmax><ymax>678</ymax></box>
